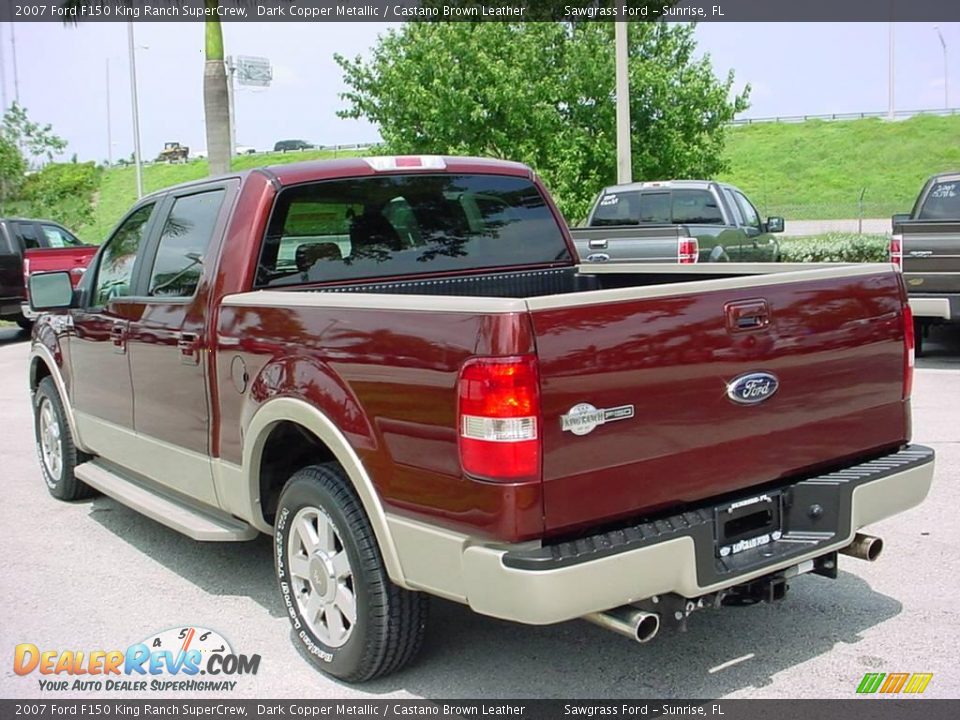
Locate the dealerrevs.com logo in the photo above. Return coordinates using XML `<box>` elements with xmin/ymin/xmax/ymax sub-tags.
<box><xmin>13</xmin><ymin>626</ymin><xmax>261</xmax><ymax>692</ymax></box>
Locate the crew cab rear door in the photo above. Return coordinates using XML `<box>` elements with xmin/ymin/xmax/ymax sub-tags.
<box><xmin>124</xmin><ymin>182</ymin><xmax>236</xmax><ymax>507</ymax></box>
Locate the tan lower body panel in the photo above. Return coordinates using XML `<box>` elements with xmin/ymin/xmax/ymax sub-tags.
<box><xmin>388</xmin><ymin>460</ymin><xmax>934</xmax><ymax>626</ymax></box>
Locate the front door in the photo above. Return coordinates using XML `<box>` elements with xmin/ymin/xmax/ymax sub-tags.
<box><xmin>70</xmin><ymin>202</ymin><xmax>159</xmax><ymax>441</ymax></box>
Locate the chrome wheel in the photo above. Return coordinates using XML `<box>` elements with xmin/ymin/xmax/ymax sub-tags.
<box><xmin>38</xmin><ymin>397</ymin><xmax>62</xmax><ymax>482</ymax></box>
<box><xmin>287</xmin><ymin>506</ymin><xmax>357</xmax><ymax>647</ymax></box>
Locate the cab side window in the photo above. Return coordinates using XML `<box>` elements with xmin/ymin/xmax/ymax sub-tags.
<box><xmin>41</xmin><ymin>224</ymin><xmax>83</xmax><ymax>248</ymax></box>
<box><xmin>147</xmin><ymin>190</ymin><xmax>225</xmax><ymax>298</ymax></box>
<box><xmin>733</xmin><ymin>191</ymin><xmax>761</xmax><ymax>230</ymax></box>
<box><xmin>94</xmin><ymin>204</ymin><xmax>154</xmax><ymax>306</ymax></box>
<box><xmin>16</xmin><ymin>222</ymin><xmax>41</xmax><ymax>250</ymax></box>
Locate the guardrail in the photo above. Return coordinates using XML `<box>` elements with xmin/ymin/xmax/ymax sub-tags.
<box><xmin>730</xmin><ymin>107</ymin><xmax>960</xmax><ymax>125</ymax></box>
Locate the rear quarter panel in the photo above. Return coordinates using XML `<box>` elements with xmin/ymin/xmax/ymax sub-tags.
<box><xmin>215</xmin><ymin>301</ymin><xmax>544</xmax><ymax>541</ymax></box>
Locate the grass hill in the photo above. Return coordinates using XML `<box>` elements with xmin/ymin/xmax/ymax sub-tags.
<box><xmin>70</xmin><ymin>113</ymin><xmax>960</xmax><ymax>242</ymax></box>
<box><xmin>719</xmin><ymin>114</ymin><xmax>960</xmax><ymax>219</ymax></box>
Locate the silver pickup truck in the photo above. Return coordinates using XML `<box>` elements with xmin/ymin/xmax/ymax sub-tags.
<box><xmin>570</xmin><ymin>180</ymin><xmax>783</xmax><ymax>264</ymax></box>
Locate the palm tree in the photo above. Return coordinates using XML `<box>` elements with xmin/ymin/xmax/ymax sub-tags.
<box><xmin>62</xmin><ymin>0</ymin><xmax>233</xmax><ymax>177</ymax></box>
<box><xmin>203</xmin><ymin>0</ymin><xmax>231</xmax><ymax>176</ymax></box>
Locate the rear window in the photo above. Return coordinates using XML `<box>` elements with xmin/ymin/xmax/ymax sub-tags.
<box><xmin>918</xmin><ymin>180</ymin><xmax>960</xmax><ymax>220</ymax></box>
<box><xmin>256</xmin><ymin>173</ymin><xmax>570</xmax><ymax>287</ymax></box>
<box><xmin>589</xmin><ymin>189</ymin><xmax>724</xmax><ymax>226</ymax></box>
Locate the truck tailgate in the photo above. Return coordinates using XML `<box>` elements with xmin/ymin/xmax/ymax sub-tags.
<box><xmin>25</xmin><ymin>246</ymin><xmax>97</xmax><ymax>288</ymax></box>
<box><xmin>528</xmin><ymin>266</ymin><xmax>909</xmax><ymax>535</ymax></box>
<box><xmin>901</xmin><ymin>221</ymin><xmax>960</xmax><ymax>294</ymax></box>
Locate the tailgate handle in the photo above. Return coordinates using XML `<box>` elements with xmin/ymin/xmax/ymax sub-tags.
<box><xmin>726</xmin><ymin>299</ymin><xmax>770</xmax><ymax>332</ymax></box>
<box><xmin>588</xmin><ymin>239</ymin><xmax>608</xmax><ymax>249</ymax></box>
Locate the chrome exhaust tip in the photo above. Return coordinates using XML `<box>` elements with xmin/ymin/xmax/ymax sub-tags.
<box><xmin>583</xmin><ymin>606</ymin><xmax>661</xmax><ymax>644</ymax></box>
<box><xmin>840</xmin><ymin>533</ymin><xmax>884</xmax><ymax>562</ymax></box>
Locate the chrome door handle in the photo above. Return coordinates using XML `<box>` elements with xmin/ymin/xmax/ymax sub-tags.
<box><xmin>177</xmin><ymin>332</ymin><xmax>200</xmax><ymax>365</ymax></box>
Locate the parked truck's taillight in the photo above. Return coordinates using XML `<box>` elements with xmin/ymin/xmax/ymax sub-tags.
<box><xmin>678</xmin><ymin>237</ymin><xmax>699</xmax><ymax>264</ymax></box>
<box><xmin>22</xmin><ymin>257</ymin><xmax>30</xmax><ymax>295</ymax></box>
<box><xmin>458</xmin><ymin>356</ymin><xmax>541</xmax><ymax>482</ymax></box>
<box><xmin>903</xmin><ymin>303</ymin><xmax>915</xmax><ymax>401</ymax></box>
<box><xmin>890</xmin><ymin>234</ymin><xmax>903</xmax><ymax>270</ymax></box>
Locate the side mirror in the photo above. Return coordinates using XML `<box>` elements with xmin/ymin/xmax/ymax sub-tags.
<box><xmin>29</xmin><ymin>271</ymin><xmax>75</xmax><ymax>312</ymax></box>
<box><xmin>891</xmin><ymin>213</ymin><xmax>910</xmax><ymax>228</ymax></box>
<box><xmin>766</xmin><ymin>217</ymin><xmax>785</xmax><ymax>233</ymax></box>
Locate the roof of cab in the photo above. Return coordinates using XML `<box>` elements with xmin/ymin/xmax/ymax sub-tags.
<box><xmin>137</xmin><ymin>156</ymin><xmax>534</xmax><ymax>201</ymax></box>
<box><xmin>265</xmin><ymin>155</ymin><xmax>533</xmax><ymax>186</ymax></box>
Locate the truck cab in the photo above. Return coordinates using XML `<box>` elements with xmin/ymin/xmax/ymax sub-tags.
<box><xmin>580</xmin><ymin>180</ymin><xmax>783</xmax><ymax>263</ymax></box>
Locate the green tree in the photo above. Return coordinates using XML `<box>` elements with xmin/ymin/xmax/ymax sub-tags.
<box><xmin>2</xmin><ymin>102</ymin><xmax>68</xmax><ymax>165</ymax></box>
<box><xmin>0</xmin><ymin>136</ymin><xmax>27</xmax><ymax>211</ymax></box>
<box><xmin>336</xmin><ymin>22</ymin><xmax>749</xmax><ymax>221</ymax></box>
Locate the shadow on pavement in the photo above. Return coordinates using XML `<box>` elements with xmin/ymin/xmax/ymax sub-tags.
<box><xmin>88</xmin><ymin>494</ymin><xmax>901</xmax><ymax>697</ymax></box>
<box><xmin>87</xmin><ymin>498</ymin><xmax>284</xmax><ymax>618</ymax></box>
<box><xmin>917</xmin><ymin>324</ymin><xmax>960</xmax><ymax>369</ymax></box>
<box><xmin>0</xmin><ymin>326</ymin><xmax>29</xmax><ymax>346</ymax></box>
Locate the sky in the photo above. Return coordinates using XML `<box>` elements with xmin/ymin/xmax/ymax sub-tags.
<box><xmin>2</xmin><ymin>20</ymin><xmax>957</xmax><ymax>164</ymax></box>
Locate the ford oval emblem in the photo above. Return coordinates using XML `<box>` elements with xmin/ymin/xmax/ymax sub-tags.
<box><xmin>726</xmin><ymin>372</ymin><xmax>779</xmax><ymax>405</ymax></box>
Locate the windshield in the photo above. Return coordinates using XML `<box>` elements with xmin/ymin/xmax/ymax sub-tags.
<box><xmin>256</xmin><ymin>173</ymin><xmax>570</xmax><ymax>287</ymax></box>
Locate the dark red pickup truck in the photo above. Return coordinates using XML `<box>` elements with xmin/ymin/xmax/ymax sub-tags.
<box><xmin>27</xmin><ymin>156</ymin><xmax>934</xmax><ymax>682</ymax></box>
<box><xmin>0</xmin><ymin>217</ymin><xmax>95</xmax><ymax>329</ymax></box>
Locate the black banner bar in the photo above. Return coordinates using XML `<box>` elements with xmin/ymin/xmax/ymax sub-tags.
<box><xmin>2</xmin><ymin>0</ymin><xmax>960</xmax><ymax>23</ymax></box>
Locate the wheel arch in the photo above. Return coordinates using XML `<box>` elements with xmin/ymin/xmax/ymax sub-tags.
<box><xmin>29</xmin><ymin>345</ymin><xmax>88</xmax><ymax>454</ymax></box>
<box><xmin>243</xmin><ymin>397</ymin><xmax>408</xmax><ymax>587</ymax></box>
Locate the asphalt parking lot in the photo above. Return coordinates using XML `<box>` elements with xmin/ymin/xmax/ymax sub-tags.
<box><xmin>1</xmin><ymin>324</ymin><xmax>958</xmax><ymax>700</ymax></box>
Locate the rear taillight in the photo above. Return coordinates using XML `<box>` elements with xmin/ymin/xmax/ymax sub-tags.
<box><xmin>678</xmin><ymin>237</ymin><xmax>699</xmax><ymax>264</ymax></box>
<box><xmin>457</xmin><ymin>355</ymin><xmax>541</xmax><ymax>482</ymax></box>
<box><xmin>890</xmin><ymin>234</ymin><xmax>903</xmax><ymax>270</ymax></box>
<box><xmin>902</xmin><ymin>303</ymin><xmax>914</xmax><ymax>401</ymax></box>
<box><xmin>22</xmin><ymin>257</ymin><xmax>30</xmax><ymax>299</ymax></box>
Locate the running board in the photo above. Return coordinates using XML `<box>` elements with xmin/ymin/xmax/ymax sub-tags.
<box><xmin>74</xmin><ymin>462</ymin><xmax>258</xmax><ymax>542</ymax></box>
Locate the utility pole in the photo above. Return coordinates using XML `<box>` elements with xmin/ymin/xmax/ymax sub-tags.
<box><xmin>9</xmin><ymin>23</ymin><xmax>19</xmax><ymax>105</ymax></box>
<box><xmin>127</xmin><ymin>22</ymin><xmax>143</xmax><ymax>198</ymax></box>
<box><xmin>0</xmin><ymin>27</ymin><xmax>7</xmax><ymax>111</ymax></box>
<box><xmin>226</xmin><ymin>56</ymin><xmax>236</xmax><ymax>157</ymax></box>
<box><xmin>935</xmin><ymin>26</ymin><xmax>949</xmax><ymax>109</ymax></box>
<box><xmin>615</xmin><ymin>22</ymin><xmax>632</xmax><ymax>184</ymax></box>
<box><xmin>106</xmin><ymin>59</ymin><xmax>113</xmax><ymax>167</ymax></box>
<box><xmin>888</xmin><ymin>23</ymin><xmax>895</xmax><ymax>120</ymax></box>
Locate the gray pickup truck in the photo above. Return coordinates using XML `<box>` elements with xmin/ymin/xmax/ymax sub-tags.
<box><xmin>571</xmin><ymin>180</ymin><xmax>783</xmax><ymax>264</ymax></box>
<box><xmin>892</xmin><ymin>171</ymin><xmax>960</xmax><ymax>354</ymax></box>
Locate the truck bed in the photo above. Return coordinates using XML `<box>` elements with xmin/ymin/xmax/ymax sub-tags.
<box><xmin>220</xmin><ymin>262</ymin><xmax>910</xmax><ymax>541</ymax></box>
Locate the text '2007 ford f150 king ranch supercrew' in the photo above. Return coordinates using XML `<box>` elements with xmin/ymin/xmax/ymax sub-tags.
<box><xmin>27</xmin><ymin>156</ymin><xmax>934</xmax><ymax>682</ymax></box>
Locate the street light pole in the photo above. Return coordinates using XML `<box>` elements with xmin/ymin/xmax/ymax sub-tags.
<box><xmin>615</xmin><ymin>21</ymin><xmax>632</xmax><ymax>185</ymax></box>
<box><xmin>127</xmin><ymin>22</ymin><xmax>143</xmax><ymax>199</ymax></box>
<box><xmin>106</xmin><ymin>59</ymin><xmax>113</xmax><ymax>167</ymax></box>
<box><xmin>888</xmin><ymin>23</ymin><xmax>895</xmax><ymax>120</ymax></box>
<box><xmin>935</xmin><ymin>26</ymin><xmax>948</xmax><ymax>110</ymax></box>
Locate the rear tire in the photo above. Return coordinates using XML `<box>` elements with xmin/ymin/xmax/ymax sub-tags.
<box><xmin>33</xmin><ymin>377</ymin><xmax>94</xmax><ymax>500</ymax></box>
<box><xmin>16</xmin><ymin>315</ymin><xmax>33</xmax><ymax>331</ymax></box>
<box><xmin>275</xmin><ymin>463</ymin><xmax>428</xmax><ymax>682</ymax></box>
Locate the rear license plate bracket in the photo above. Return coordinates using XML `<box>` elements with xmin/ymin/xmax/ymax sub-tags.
<box><xmin>715</xmin><ymin>493</ymin><xmax>783</xmax><ymax>558</ymax></box>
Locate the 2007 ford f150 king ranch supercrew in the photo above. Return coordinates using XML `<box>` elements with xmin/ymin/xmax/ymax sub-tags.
<box><xmin>27</xmin><ymin>156</ymin><xmax>934</xmax><ymax>682</ymax></box>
